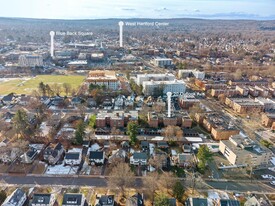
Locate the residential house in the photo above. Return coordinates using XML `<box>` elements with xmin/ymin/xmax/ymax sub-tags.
<box><xmin>157</xmin><ymin>141</ymin><xmax>169</xmax><ymax>150</ymax></box>
<box><xmin>64</xmin><ymin>152</ymin><xmax>82</xmax><ymax>166</ymax></box>
<box><xmin>185</xmin><ymin>197</ymin><xmax>208</xmax><ymax>206</ymax></box>
<box><xmin>168</xmin><ymin>198</ymin><xmax>177</xmax><ymax>206</ymax></box>
<box><xmin>43</xmin><ymin>143</ymin><xmax>64</xmax><ymax>165</ymax></box>
<box><xmin>87</xmin><ymin>97</ymin><xmax>96</xmax><ymax>107</ymax></box>
<box><xmin>177</xmin><ymin>153</ymin><xmax>194</xmax><ymax>167</ymax></box>
<box><xmin>140</xmin><ymin>141</ymin><xmax>149</xmax><ymax>152</ymax></box>
<box><xmin>21</xmin><ymin>148</ymin><xmax>38</xmax><ymax>164</ymax></box>
<box><xmin>2</xmin><ymin>188</ymin><xmax>27</xmax><ymax>206</ymax></box>
<box><xmin>244</xmin><ymin>196</ymin><xmax>267</xmax><ymax>206</ymax></box>
<box><xmin>62</xmin><ymin>194</ymin><xmax>86</xmax><ymax>206</ymax></box>
<box><xmin>2</xmin><ymin>93</ymin><xmax>16</xmax><ymax>105</ymax></box>
<box><xmin>88</xmin><ymin>151</ymin><xmax>105</xmax><ymax>165</ymax></box>
<box><xmin>130</xmin><ymin>152</ymin><xmax>147</xmax><ymax>165</ymax></box>
<box><xmin>126</xmin><ymin>193</ymin><xmax>144</xmax><ymax>206</ymax></box>
<box><xmin>30</xmin><ymin>193</ymin><xmax>56</xmax><ymax>206</ymax></box>
<box><xmin>71</xmin><ymin>97</ymin><xmax>83</xmax><ymax>107</ymax></box>
<box><xmin>0</xmin><ymin>138</ymin><xmax>9</xmax><ymax>148</ymax></box>
<box><xmin>108</xmin><ymin>149</ymin><xmax>126</xmax><ymax>164</ymax></box>
<box><xmin>95</xmin><ymin>195</ymin><xmax>115</xmax><ymax>206</ymax></box>
<box><xmin>219</xmin><ymin>199</ymin><xmax>240</xmax><ymax>206</ymax></box>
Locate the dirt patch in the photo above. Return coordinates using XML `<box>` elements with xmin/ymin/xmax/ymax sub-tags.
<box><xmin>31</xmin><ymin>163</ymin><xmax>46</xmax><ymax>174</ymax></box>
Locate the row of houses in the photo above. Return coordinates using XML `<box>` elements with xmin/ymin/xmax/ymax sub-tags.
<box><xmin>225</xmin><ymin>97</ymin><xmax>275</xmax><ymax>114</ymax></box>
<box><xmin>1</xmin><ymin>188</ymin><xmax>122</xmax><ymax>206</ymax></box>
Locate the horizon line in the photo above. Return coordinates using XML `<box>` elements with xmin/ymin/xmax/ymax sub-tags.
<box><xmin>0</xmin><ymin>16</ymin><xmax>274</xmax><ymax>22</ymax></box>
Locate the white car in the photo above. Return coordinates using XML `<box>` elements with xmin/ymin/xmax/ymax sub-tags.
<box><xmin>261</xmin><ymin>174</ymin><xmax>275</xmax><ymax>180</ymax></box>
<box><xmin>270</xmin><ymin>181</ymin><xmax>275</xmax><ymax>186</ymax></box>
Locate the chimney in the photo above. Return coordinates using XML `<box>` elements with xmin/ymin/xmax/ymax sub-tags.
<box><xmin>167</xmin><ymin>92</ymin><xmax>172</xmax><ymax>118</ymax></box>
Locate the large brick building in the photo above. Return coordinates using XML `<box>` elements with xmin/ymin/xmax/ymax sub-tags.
<box><xmin>148</xmin><ymin>111</ymin><xmax>192</xmax><ymax>128</ymax></box>
<box><xmin>262</xmin><ymin>113</ymin><xmax>275</xmax><ymax>128</ymax></box>
<box><xmin>196</xmin><ymin>112</ymin><xmax>240</xmax><ymax>141</ymax></box>
<box><xmin>96</xmin><ymin>110</ymin><xmax>138</xmax><ymax>128</ymax></box>
<box><xmin>225</xmin><ymin>98</ymin><xmax>264</xmax><ymax>114</ymax></box>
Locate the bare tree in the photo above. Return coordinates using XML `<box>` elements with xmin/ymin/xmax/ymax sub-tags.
<box><xmin>149</xmin><ymin>153</ymin><xmax>166</xmax><ymax>171</ymax></box>
<box><xmin>108</xmin><ymin>162</ymin><xmax>135</xmax><ymax>197</ymax></box>
<box><xmin>52</xmin><ymin>83</ymin><xmax>62</xmax><ymax>96</ymax></box>
<box><xmin>63</xmin><ymin>83</ymin><xmax>72</xmax><ymax>96</ymax></box>
<box><xmin>146</xmin><ymin>172</ymin><xmax>160</xmax><ymax>202</ymax></box>
<box><xmin>159</xmin><ymin>172</ymin><xmax>177</xmax><ymax>193</ymax></box>
<box><xmin>163</xmin><ymin>126</ymin><xmax>183</xmax><ymax>141</ymax></box>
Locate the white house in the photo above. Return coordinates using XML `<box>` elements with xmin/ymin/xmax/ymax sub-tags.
<box><xmin>88</xmin><ymin>150</ymin><xmax>105</xmax><ymax>165</ymax></box>
<box><xmin>130</xmin><ymin>152</ymin><xmax>147</xmax><ymax>166</ymax></box>
<box><xmin>62</xmin><ymin>194</ymin><xmax>86</xmax><ymax>206</ymax></box>
<box><xmin>64</xmin><ymin>151</ymin><xmax>82</xmax><ymax>166</ymax></box>
<box><xmin>2</xmin><ymin>188</ymin><xmax>27</xmax><ymax>206</ymax></box>
<box><xmin>30</xmin><ymin>193</ymin><xmax>55</xmax><ymax>206</ymax></box>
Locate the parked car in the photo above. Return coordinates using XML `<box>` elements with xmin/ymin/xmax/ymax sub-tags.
<box><xmin>261</xmin><ymin>174</ymin><xmax>275</xmax><ymax>180</ymax></box>
<box><xmin>270</xmin><ymin>181</ymin><xmax>275</xmax><ymax>186</ymax></box>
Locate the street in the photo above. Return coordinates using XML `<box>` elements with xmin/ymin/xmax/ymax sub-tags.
<box><xmin>0</xmin><ymin>174</ymin><xmax>274</xmax><ymax>193</ymax></box>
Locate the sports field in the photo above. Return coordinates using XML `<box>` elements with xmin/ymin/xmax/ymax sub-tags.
<box><xmin>0</xmin><ymin>75</ymin><xmax>85</xmax><ymax>95</ymax></box>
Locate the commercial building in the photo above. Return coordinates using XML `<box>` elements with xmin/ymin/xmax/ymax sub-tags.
<box><xmin>142</xmin><ymin>79</ymin><xmax>186</xmax><ymax>96</ymax></box>
<box><xmin>152</xmin><ymin>58</ymin><xmax>172</xmax><ymax>67</ymax></box>
<box><xmin>136</xmin><ymin>73</ymin><xmax>175</xmax><ymax>86</ymax></box>
<box><xmin>219</xmin><ymin>135</ymin><xmax>273</xmax><ymax>167</ymax></box>
<box><xmin>86</xmin><ymin>70</ymin><xmax>119</xmax><ymax>90</ymax></box>
<box><xmin>18</xmin><ymin>54</ymin><xmax>43</xmax><ymax>67</ymax></box>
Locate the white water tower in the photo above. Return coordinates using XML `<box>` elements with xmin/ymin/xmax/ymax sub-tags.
<box><xmin>49</xmin><ymin>31</ymin><xmax>55</xmax><ymax>58</ymax></box>
<box><xmin>167</xmin><ymin>92</ymin><xmax>172</xmax><ymax>118</ymax></box>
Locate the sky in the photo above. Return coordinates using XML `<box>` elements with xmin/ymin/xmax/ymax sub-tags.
<box><xmin>0</xmin><ymin>0</ymin><xmax>274</xmax><ymax>20</ymax></box>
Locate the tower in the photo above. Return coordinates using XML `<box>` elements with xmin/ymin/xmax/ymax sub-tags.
<box><xmin>167</xmin><ymin>92</ymin><xmax>172</xmax><ymax>118</ymax></box>
<box><xmin>118</xmin><ymin>21</ymin><xmax>124</xmax><ymax>48</ymax></box>
<box><xmin>49</xmin><ymin>31</ymin><xmax>55</xmax><ymax>58</ymax></box>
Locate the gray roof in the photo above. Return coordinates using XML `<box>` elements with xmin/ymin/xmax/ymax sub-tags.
<box><xmin>62</xmin><ymin>194</ymin><xmax>83</xmax><ymax>206</ymax></box>
<box><xmin>220</xmin><ymin>199</ymin><xmax>240</xmax><ymax>206</ymax></box>
<box><xmin>97</xmin><ymin>195</ymin><xmax>114</xmax><ymax>206</ymax></box>
<box><xmin>133</xmin><ymin>152</ymin><xmax>147</xmax><ymax>160</ymax></box>
<box><xmin>186</xmin><ymin>198</ymin><xmax>208</xmax><ymax>206</ymax></box>
<box><xmin>4</xmin><ymin>188</ymin><xmax>26</xmax><ymax>206</ymax></box>
<box><xmin>89</xmin><ymin>151</ymin><xmax>104</xmax><ymax>160</ymax></box>
<box><xmin>65</xmin><ymin>152</ymin><xmax>80</xmax><ymax>160</ymax></box>
<box><xmin>31</xmin><ymin>194</ymin><xmax>52</xmax><ymax>204</ymax></box>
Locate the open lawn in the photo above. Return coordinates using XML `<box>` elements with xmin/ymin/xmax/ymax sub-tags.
<box><xmin>0</xmin><ymin>75</ymin><xmax>85</xmax><ymax>95</ymax></box>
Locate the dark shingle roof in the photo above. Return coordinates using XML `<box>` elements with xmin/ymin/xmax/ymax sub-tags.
<box><xmin>31</xmin><ymin>194</ymin><xmax>52</xmax><ymax>204</ymax></box>
<box><xmin>65</xmin><ymin>152</ymin><xmax>80</xmax><ymax>160</ymax></box>
<box><xmin>133</xmin><ymin>152</ymin><xmax>147</xmax><ymax>160</ymax></box>
<box><xmin>220</xmin><ymin>199</ymin><xmax>240</xmax><ymax>206</ymax></box>
<box><xmin>97</xmin><ymin>195</ymin><xmax>114</xmax><ymax>206</ymax></box>
<box><xmin>62</xmin><ymin>194</ymin><xmax>83</xmax><ymax>205</ymax></box>
<box><xmin>89</xmin><ymin>151</ymin><xmax>104</xmax><ymax>160</ymax></box>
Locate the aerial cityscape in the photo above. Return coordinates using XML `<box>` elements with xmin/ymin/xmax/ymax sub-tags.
<box><xmin>0</xmin><ymin>1</ymin><xmax>274</xmax><ymax>206</ymax></box>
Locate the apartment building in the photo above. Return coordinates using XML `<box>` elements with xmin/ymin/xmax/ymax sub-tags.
<box><xmin>142</xmin><ymin>79</ymin><xmax>186</xmax><ymax>96</ymax></box>
<box><xmin>18</xmin><ymin>54</ymin><xmax>43</xmax><ymax>67</ymax></box>
<box><xmin>219</xmin><ymin>135</ymin><xmax>273</xmax><ymax>167</ymax></box>
<box><xmin>96</xmin><ymin>110</ymin><xmax>138</xmax><ymax>128</ymax></box>
<box><xmin>86</xmin><ymin>70</ymin><xmax>119</xmax><ymax>90</ymax></box>
<box><xmin>136</xmin><ymin>73</ymin><xmax>175</xmax><ymax>86</ymax></box>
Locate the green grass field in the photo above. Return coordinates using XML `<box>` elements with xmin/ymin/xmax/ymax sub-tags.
<box><xmin>0</xmin><ymin>75</ymin><xmax>85</xmax><ymax>95</ymax></box>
